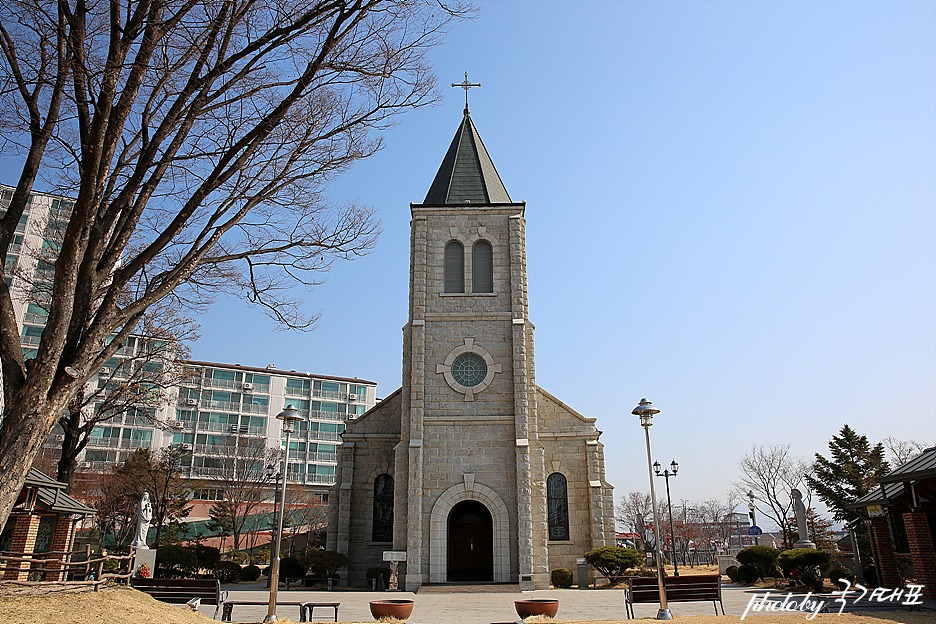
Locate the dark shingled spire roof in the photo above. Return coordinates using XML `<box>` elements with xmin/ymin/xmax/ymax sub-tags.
<box><xmin>423</xmin><ymin>108</ymin><xmax>512</xmax><ymax>205</ymax></box>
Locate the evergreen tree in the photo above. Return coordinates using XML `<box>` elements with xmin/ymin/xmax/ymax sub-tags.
<box><xmin>806</xmin><ymin>425</ymin><xmax>889</xmax><ymax>524</ymax></box>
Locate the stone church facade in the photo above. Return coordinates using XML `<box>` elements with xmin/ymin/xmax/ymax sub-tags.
<box><xmin>327</xmin><ymin>108</ymin><xmax>615</xmax><ymax>590</ymax></box>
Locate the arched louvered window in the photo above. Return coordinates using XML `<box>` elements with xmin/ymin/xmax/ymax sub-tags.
<box><xmin>547</xmin><ymin>472</ymin><xmax>570</xmax><ymax>541</ymax></box>
<box><xmin>373</xmin><ymin>473</ymin><xmax>394</xmax><ymax>542</ymax></box>
<box><xmin>472</xmin><ymin>240</ymin><xmax>493</xmax><ymax>293</ymax></box>
<box><xmin>444</xmin><ymin>241</ymin><xmax>464</xmax><ymax>293</ymax></box>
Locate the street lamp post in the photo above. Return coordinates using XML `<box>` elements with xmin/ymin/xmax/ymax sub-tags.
<box><xmin>264</xmin><ymin>406</ymin><xmax>302</xmax><ymax>624</ymax></box>
<box><xmin>632</xmin><ymin>398</ymin><xmax>672</xmax><ymax>620</ymax></box>
<box><xmin>747</xmin><ymin>491</ymin><xmax>759</xmax><ymax>546</ymax></box>
<box><xmin>654</xmin><ymin>459</ymin><xmax>679</xmax><ymax>577</ymax></box>
<box><xmin>265</xmin><ymin>463</ymin><xmax>282</xmax><ymax>589</ymax></box>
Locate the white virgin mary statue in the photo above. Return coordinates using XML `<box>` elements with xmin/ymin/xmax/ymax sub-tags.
<box><xmin>131</xmin><ymin>492</ymin><xmax>153</xmax><ymax>550</ymax></box>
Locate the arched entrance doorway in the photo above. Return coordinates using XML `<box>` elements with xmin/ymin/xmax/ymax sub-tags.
<box><xmin>447</xmin><ymin>500</ymin><xmax>493</xmax><ymax>582</ymax></box>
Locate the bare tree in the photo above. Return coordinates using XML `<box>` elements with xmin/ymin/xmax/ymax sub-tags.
<box><xmin>881</xmin><ymin>436</ymin><xmax>932</xmax><ymax>466</ymax></box>
<box><xmin>615</xmin><ymin>491</ymin><xmax>667</xmax><ymax>552</ymax></box>
<box><xmin>55</xmin><ymin>307</ymin><xmax>200</xmax><ymax>489</ymax></box>
<box><xmin>199</xmin><ymin>437</ymin><xmax>281</xmax><ymax>551</ymax></box>
<box><xmin>0</xmin><ymin>0</ymin><xmax>470</xmax><ymax>530</ymax></box>
<box><xmin>732</xmin><ymin>443</ymin><xmax>811</xmax><ymax>550</ymax></box>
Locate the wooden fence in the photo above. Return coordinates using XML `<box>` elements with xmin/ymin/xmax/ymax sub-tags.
<box><xmin>0</xmin><ymin>544</ymin><xmax>134</xmax><ymax>590</ymax></box>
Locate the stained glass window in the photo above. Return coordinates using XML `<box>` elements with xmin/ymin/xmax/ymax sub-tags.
<box><xmin>547</xmin><ymin>473</ymin><xmax>570</xmax><ymax>541</ymax></box>
<box><xmin>373</xmin><ymin>474</ymin><xmax>394</xmax><ymax>542</ymax></box>
<box><xmin>451</xmin><ymin>353</ymin><xmax>487</xmax><ymax>387</ymax></box>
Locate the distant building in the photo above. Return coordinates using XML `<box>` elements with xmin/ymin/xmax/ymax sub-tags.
<box><xmin>3</xmin><ymin>183</ymin><xmax>377</xmax><ymax>504</ymax></box>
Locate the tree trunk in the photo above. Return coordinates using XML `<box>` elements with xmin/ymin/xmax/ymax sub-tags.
<box><xmin>0</xmin><ymin>398</ymin><xmax>60</xmax><ymax>531</ymax></box>
<box><xmin>57</xmin><ymin>409</ymin><xmax>83</xmax><ymax>490</ymax></box>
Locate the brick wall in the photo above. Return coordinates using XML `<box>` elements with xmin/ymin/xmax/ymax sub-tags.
<box><xmin>868</xmin><ymin>515</ymin><xmax>901</xmax><ymax>588</ymax></box>
<box><xmin>44</xmin><ymin>517</ymin><xmax>76</xmax><ymax>582</ymax></box>
<box><xmin>903</xmin><ymin>511</ymin><xmax>936</xmax><ymax>599</ymax></box>
<box><xmin>3</xmin><ymin>513</ymin><xmax>40</xmax><ymax>581</ymax></box>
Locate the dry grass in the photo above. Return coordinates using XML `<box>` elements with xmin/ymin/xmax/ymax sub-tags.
<box><xmin>0</xmin><ymin>582</ymin><xmax>930</xmax><ymax>624</ymax></box>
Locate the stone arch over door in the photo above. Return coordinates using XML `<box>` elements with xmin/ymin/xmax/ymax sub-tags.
<box><xmin>429</xmin><ymin>482</ymin><xmax>510</xmax><ymax>583</ymax></box>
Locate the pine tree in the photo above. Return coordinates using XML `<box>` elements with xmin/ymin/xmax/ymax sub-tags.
<box><xmin>806</xmin><ymin>424</ymin><xmax>889</xmax><ymax>524</ymax></box>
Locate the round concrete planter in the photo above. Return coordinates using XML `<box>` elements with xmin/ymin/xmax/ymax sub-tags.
<box><xmin>369</xmin><ymin>599</ymin><xmax>414</xmax><ymax>621</ymax></box>
<box><xmin>514</xmin><ymin>599</ymin><xmax>559</xmax><ymax>619</ymax></box>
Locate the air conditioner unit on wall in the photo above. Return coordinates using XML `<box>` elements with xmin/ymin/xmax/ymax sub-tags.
<box><xmin>242</xmin><ymin>383</ymin><xmax>253</xmax><ymax>391</ymax></box>
<box><xmin>171</xmin><ymin>420</ymin><xmax>184</xmax><ymax>429</ymax></box>
<box><xmin>186</xmin><ymin>398</ymin><xmax>197</xmax><ymax>405</ymax></box>
<box><xmin>347</xmin><ymin>393</ymin><xmax>357</xmax><ymax>401</ymax></box>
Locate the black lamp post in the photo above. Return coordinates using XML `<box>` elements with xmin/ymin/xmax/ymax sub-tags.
<box><xmin>654</xmin><ymin>459</ymin><xmax>679</xmax><ymax>577</ymax></box>
<box><xmin>265</xmin><ymin>463</ymin><xmax>281</xmax><ymax>588</ymax></box>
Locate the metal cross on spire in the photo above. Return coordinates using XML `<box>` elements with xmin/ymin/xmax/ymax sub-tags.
<box><xmin>452</xmin><ymin>71</ymin><xmax>481</xmax><ymax>111</ymax></box>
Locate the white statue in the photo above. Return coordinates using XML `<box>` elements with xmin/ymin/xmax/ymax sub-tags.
<box><xmin>791</xmin><ymin>488</ymin><xmax>815</xmax><ymax>548</ymax></box>
<box><xmin>131</xmin><ymin>491</ymin><xmax>153</xmax><ymax>550</ymax></box>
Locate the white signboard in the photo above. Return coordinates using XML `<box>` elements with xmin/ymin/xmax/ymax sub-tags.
<box><xmin>383</xmin><ymin>550</ymin><xmax>407</xmax><ymax>562</ymax></box>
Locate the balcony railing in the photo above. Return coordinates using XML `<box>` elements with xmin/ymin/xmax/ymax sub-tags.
<box><xmin>309</xmin><ymin>451</ymin><xmax>337</xmax><ymax>463</ymax></box>
<box><xmin>308</xmin><ymin>410</ymin><xmax>344</xmax><ymax>422</ymax></box>
<box><xmin>284</xmin><ymin>386</ymin><xmax>309</xmax><ymax>397</ymax></box>
<box><xmin>305</xmin><ymin>430</ymin><xmax>341</xmax><ymax>442</ymax></box>
<box><xmin>204</xmin><ymin>378</ymin><xmax>238</xmax><ymax>390</ymax></box>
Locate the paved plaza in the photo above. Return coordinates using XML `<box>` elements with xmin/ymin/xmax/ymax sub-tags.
<box><xmin>199</xmin><ymin>582</ymin><xmax>797</xmax><ymax>623</ymax></box>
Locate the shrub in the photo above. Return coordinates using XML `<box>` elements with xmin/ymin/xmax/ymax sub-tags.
<box><xmin>737</xmin><ymin>564</ymin><xmax>759</xmax><ymax>584</ymax></box>
<box><xmin>156</xmin><ymin>545</ymin><xmax>198</xmax><ymax>577</ymax></box>
<box><xmin>226</xmin><ymin>549</ymin><xmax>250</xmax><ymax>565</ymax></box>
<box><xmin>366</xmin><ymin>566</ymin><xmax>392</xmax><ymax>588</ymax></box>
<box><xmin>583</xmin><ymin>547</ymin><xmax>644</xmax><ymax>578</ymax></box>
<box><xmin>737</xmin><ymin>545</ymin><xmax>781</xmax><ymax>580</ymax></box>
<box><xmin>242</xmin><ymin>564</ymin><xmax>261</xmax><ymax>582</ymax></box>
<box><xmin>300</xmin><ymin>550</ymin><xmax>348</xmax><ymax>578</ymax></box>
<box><xmin>551</xmin><ymin>568</ymin><xmax>574</xmax><ymax>588</ymax></box>
<box><xmin>800</xmin><ymin>569</ymin><xmax>825</xmax><ymax>592</ymax></box>
<box><xmin>828</xmin><ymin>567</ymin><xmax>854</xmax><ymax>590</ymax></box>
<box><xmin>279</xmin><ymin>556</ymin><xmax>307</xmax><ymax>580</ymax></box>
<box><xmin>212</xmin><ymin>560</ymin><xmax>243</xmax><ymax>584</ymax></box>
<box><xmin>191</xmin><ymin>544</ymin><xmax>221</xmax><ymax>571</ymax></box>
<box><xmin>778</xmin><ymin>548</ymin><xmax>832</xmax><ymax>575</ymax></box>
<box><xmin>725</xmin><ymin>565</ymin><xmax>740</xmax><ymax>583</ymax></box>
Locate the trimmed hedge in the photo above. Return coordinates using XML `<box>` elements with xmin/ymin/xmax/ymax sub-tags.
<box><xmin>212</xmin><ymin>561</ymin><xmax>243</xmax><ymax>584</ymax></box>
<box><xmin>242</xmin><ymin>564</ymin><xmax>262</xmax><ymax>582</ymax></box>
<box><xmin>583</xmin><ymin>547</ymin><xmax>644</xmax><ymax>578</ymax></box>
<box><xmin>736</xmin><ymin>545</ymin><xmax>780</xmax><ymax>580</ymax></box>
<box><xmin>551</xmin><ymin>568</ymin><xmax>574</xmax><ymax>588</ymax></box>
<box><xmin>778</xmin><ymin>548</ymin><xmax>831</xmax><ymax>575</ymax></box>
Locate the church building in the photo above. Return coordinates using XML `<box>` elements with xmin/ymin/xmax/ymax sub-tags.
<box><xmin>327</xmin><ymin>105</ymin><xmax>615</xmax><ymax>591</ymax></box>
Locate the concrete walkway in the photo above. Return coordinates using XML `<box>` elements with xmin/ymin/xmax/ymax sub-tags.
<box><xmin>200</xmin><ymin>583</ymin><xmax>777</xmax><ymax>623</ymax></box>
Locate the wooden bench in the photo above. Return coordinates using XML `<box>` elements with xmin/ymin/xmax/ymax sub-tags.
<box><xmin>220</xmin><ymin>599</ymin><xmax>305</xmax><ymax>622</ymax></box>
<box><xmin>301</xmin><ymin>602</ymin><xmax>340</xmax><ymax>622</ymax></box>
<box><xmin>625</xmin><ymin>574</ymin><xmax>724</xmax><ymax>619</ymax></box>
<box><xmin>131</xmin><ymin>578</ymin><xmax>226</xmax><ymax>618</ymax></box>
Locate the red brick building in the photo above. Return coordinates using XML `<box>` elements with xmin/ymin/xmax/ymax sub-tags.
<box><xmin>849</xmin><ymin>446</ymin><xmax>936</xmax><ymax>599</ymax></box>
<box><xmin>0</xmin><ymin>469</ymin><xmax>95</xmax><ymax>581</ymax></box>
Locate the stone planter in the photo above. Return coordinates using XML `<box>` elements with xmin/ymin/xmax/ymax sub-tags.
<box><xmin>369</xmin><ymin>599</ymin><xmax>414</xmax><ymax>621</ymax></box>
<box><xmin>514</xmin><ymin>599</ymin><xmax>559</xmax><ymax>619</ymax></box>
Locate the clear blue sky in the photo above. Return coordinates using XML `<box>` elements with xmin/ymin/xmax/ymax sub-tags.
<box><xmin>5</xmin><ymin>1</ymin><xmax>935</xmax><ymax>520</ymax></box>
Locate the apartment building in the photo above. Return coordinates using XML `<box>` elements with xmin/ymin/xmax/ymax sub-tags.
<box><xmin>3</xmin><ymin>183</ymin><xmax>377</xmax><ymax>498</ymax></box>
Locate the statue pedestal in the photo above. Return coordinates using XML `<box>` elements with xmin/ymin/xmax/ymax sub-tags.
<box><xmin>133</xmin><ymin>548</ymin><xmax>157</xmax><ymax>578</ymax></box>
<box><xmin>793</xmin><ymin>540</ymin><xmax>816</xmax><ymax>549</ymax></box>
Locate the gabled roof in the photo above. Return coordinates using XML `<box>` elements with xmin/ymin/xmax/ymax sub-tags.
<box><xmin>422</xmin><ymin>109</ymin><xmax>512</xmax><ymax>205</ymax></box>
<box><xmin>876</xmin><ymin>446</ymin><xmax>936</xmax><ymax>483</ymax></box>
<box><xmin>22</xmin><ymin>468</ymin><xmax>95</xmax><ymax>516</ymax></box>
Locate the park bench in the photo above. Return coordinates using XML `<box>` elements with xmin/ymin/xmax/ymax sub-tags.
<box><xmin>624</xmin><ymin>574</ymin><xmax>724</xmax><ymax>619</ymax></box>
<box><xmin>131</xmin><ymin>577</ymin><xmax>226</xmax><ymax>618</ymax></box>
<box><xmin>219</xmin><ymin>599</ymin><xmax>339</xmax><ymax>622</ymax></box>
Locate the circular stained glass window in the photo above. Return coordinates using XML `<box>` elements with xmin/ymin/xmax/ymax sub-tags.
<box><xmin>451</xmin><ymin>353</ymin><xmax>487</xmax><ymax>387</ymax></box>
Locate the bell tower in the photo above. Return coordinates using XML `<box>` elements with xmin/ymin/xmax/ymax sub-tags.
<box><xmin>394</xmin><ymin>106</ymin><xmax>549</xmax><ymax>590</ymax></box>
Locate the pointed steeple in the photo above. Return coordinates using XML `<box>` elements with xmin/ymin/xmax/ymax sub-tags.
<box><xmin>423</xmin><ymin>109</ymin><xmax>512</xmax><ymax>205</ymax></box>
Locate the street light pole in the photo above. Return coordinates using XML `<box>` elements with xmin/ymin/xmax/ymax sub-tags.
<box><xmin>632</xmin><ymin>398</ymin><xmax>672</xmax><ymax>620</ymax></box>
<box><xmin>264</xmin><ymin>406</ymin><xmax>302</xmax><ymax>624</ymax></box>
<box><xmin>265</xmin><ymin>463</ymin><xmax>281</xmax><ymax>589</ymax></box>
<box><xmin>654</xmin><ymin>459</ymin><xmax>679</xmax><ymax>577</ymax></box>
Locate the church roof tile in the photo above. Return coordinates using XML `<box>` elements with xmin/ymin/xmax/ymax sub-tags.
<box><xmin>422</xmin><ymin>109</ymin><xmax>512</xmax><ymax>205</ymax></box>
